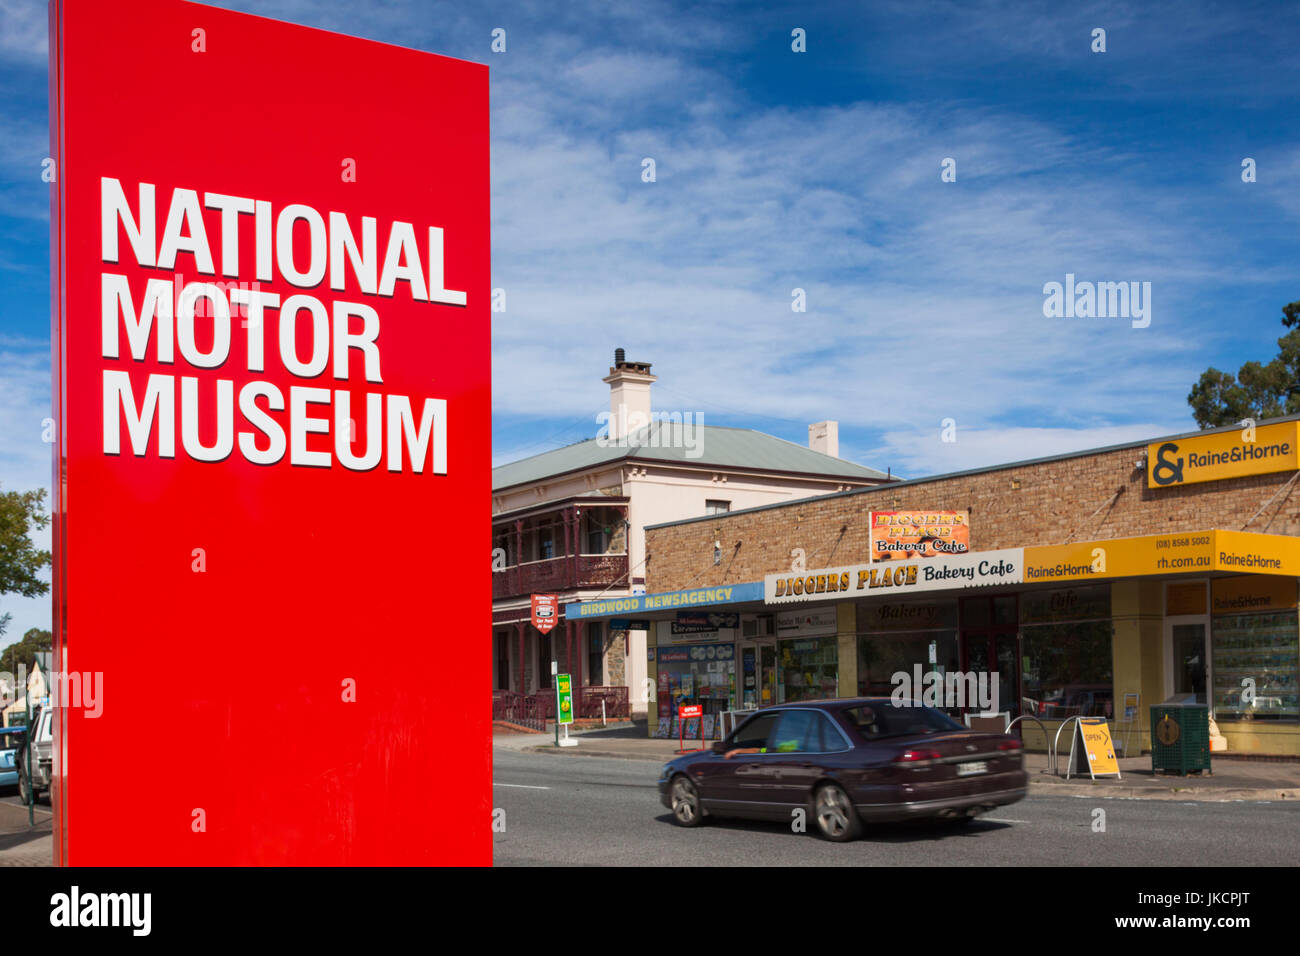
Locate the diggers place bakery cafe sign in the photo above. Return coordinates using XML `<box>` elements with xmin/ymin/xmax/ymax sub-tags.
<box><xmin>50</xmin><ymin>0</ymin><xmax>489</xmax><ymax>864</ymax></box>
<box><xmin>767</xmin><ymin>550</ymin><xmax>1023</xmax><ymax>603</ymax></box>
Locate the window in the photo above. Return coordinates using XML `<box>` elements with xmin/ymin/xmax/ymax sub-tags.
<box><xmin>495</xmin><ymin>632</ymin><xmax>510</xmax><ymax>690</ymax></box>
<box><xmin>764</xmin><ymin>712</ymin><xmax>826</xmax><ymax>754</ymax></box>
<box><xmin>586</xmin><ymin>525</ymin><xmax>609</xmax><ymax>554</ymax></box>
<box><xmin>539</xmin><ymin>527</ymin><xmax>555</xmax><ymax>560</ymax></box>
<box><xmin>537</xmin><ymin>634</ymin><xmax>551</xmax><ymax>692</ymax></box>
<box><xmin>730</xmin><ymin>712</ymin><xmax>780</xmax><ymax>749</ymax></box>
<box><xmin>491</xmin><ymin>533</ymin><xmax>512</xmax><ymax>567</ymax></box>
<box><xmin>1213</xmin><ymin>611</ymin><xmax>1298</xmax><ymax>720</ymax></box>
<box><xmin>1020</xmin><ymin>585</ymin><xmax>1113</xmax><ymax>719</ymax></box>
<box><xmin>705</xmin><ymin>500</ymin><xmax>730</xmax><ymax>515</ymax></box>
<box><xmin>1021</xmin><ymin>621</ymin><xmax>1113</xmax><ymax>718</ymax></box>
<box><xmin>588</xmin><ymin>623</ymin><xmax>605</xmax><ymax>686</ymax></box>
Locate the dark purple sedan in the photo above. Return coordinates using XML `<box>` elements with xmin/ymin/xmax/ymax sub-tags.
<box><xmin>657</xmin><ymin>697</ymin><xmax>1028</xmax><ymax>841</ymax></box>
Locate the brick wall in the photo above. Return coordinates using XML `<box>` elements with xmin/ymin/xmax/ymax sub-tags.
<box><xmin>646</xmin><ymin>443</ymin><xmax>1300</xmax><ymax>591</ymax></box>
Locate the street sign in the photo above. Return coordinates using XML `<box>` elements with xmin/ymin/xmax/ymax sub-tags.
<box><xmin>676</xmin><ymin>703</ymin><xmax>704</xmax><ymax>754</ymax></box>
<box><xmin>611</xmin><ymin>618</ymin><xmax>650</xmax><ymax>631</ymax></box>
<box><xmin>532</xmin><ymin>594</ymin><xmax>558</xmax><ymax>634</ymax></box>
<box><xmin>50</xmin><ymin>0</ymin><xmax>489</xmax><ymax>864</ymax></box>
<box><xmin>556</xmin><ymin>674</ymin><xmax>574</xmax><ymax>725</ymax></box>
<box><xmin>554</xmin><ymin>672</ymin><xmax>578</xmax><ymax>748</ymax></box>
<box><xmin>1073</xmin><ymin>718</ymin><xmax>1121</xmax><ymax>780</ymax></box>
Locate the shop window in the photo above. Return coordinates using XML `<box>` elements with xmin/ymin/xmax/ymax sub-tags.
<box><xmin>1021</xmin><ymin>620</ymin><xmax>1113</xmax><ymax>719</ymax></box>
<box><xmin>993</xmin><ymin>595</ymin><xmax>1017</xmax><ymax>626</ymax></box>
<box><xmin>858</xmin><ymin>631</ymin><xmax>960</xmax><ymax>699</ymax></box>
<box><xmin>961</xmin><ymin>596</ymin><xmax>991</xmax><ymax>627</ymax></box>
<box><xmin>655</xmin><ymin>644</ymin><xmax>737</xmax><ymax>740</ymax></box>
<box><xmin>1212</xmin><ymin>611</ymin><xmax>1298</xmax><ymax>720</ymax></box>
<box><xmin>857</xmin><ymin>600</ymin><xmax>959</xmax><ymax>703</ymax></box>
<box><xmin>779</xmin><ymin>636</ymin><xmax>838</xmax><ymax>703</ymax></box>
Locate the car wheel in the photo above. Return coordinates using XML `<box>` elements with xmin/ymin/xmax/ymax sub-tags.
<box><xmin>669</xmin><ymin>774</ymin><xmax>705</xmax><ymax>827</ymax></box>
<box><xmin>813</xmin><ymin>783</ymin><xmax>862</xmax><ymax>842</ymax></box>
<box><xmin>18</xmin><ymin>770</ymin><xmax>32</xmax><ymax>806</ymax></box>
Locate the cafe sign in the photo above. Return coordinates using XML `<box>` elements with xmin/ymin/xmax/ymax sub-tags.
<box><xmin>869</xmin><ymin>511</ymin><xmax>970</xmax><ymax>561</ymax></box>
<box><xmin>765</xmin><ymin>549</ymin><xmax>1023</xmax><ymax>605</ymax></box>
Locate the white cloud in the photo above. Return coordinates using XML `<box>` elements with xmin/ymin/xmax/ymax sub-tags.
<box><xmin>0</xmin><ymin>0</ymin><xmax>47</xmax><ymax>60</ymax></box>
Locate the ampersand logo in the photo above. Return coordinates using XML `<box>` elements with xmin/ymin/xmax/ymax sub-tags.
<box><xmin>1151</xmin><ymin>442</ymin><xmax>1184</xmax><ymax>486</ymax></box>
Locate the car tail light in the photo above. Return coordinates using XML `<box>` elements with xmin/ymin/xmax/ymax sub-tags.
<box><xmin>998</xmin><ymin>739</ymin><xmax>1022</xmax><ymax>751</ymax></box>
<box><xmin>894</xmin><ymin>748</ymin><xmax>942</xmax><ymax>766</ymax></box>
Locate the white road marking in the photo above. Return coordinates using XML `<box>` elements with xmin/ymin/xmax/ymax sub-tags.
<box><xmin>494</xmin><ymin>783</ymin><xmax>551</xmax><ymax>790</ymax></box>
<box><xmin>983</xmin><ymin>817</ymin><xmax>1030</xmax><ymax>823</ymax></box>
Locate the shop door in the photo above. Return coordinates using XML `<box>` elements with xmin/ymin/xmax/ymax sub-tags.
<box><xmin>959</xmin><ymin>595</ymin><xmax>1020</xmax><ymax>720</ymax></box>
<box><xmin>1168</xmin><ymin>621</ymin><xmax>1209</xmax><ymax>705</ymax></box>
<box><xmin>759</xmin><ymin>643</ymin><xmax>779</xmax><ymax>707</ymax></box>
<box><xmin>742</xmin><ymin>641</ymin><xmax>779</xmax><ymax>709</ymax></box>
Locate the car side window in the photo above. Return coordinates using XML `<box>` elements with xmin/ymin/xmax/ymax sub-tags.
<box><xmin>815</xmin><ymin>713</ymin><xmax>849</xmax><ymax>750</ymax></box>
<box><xmin>730</xmin><ymin>713</ymin><xmax>780</xmax><ymax>750</ymax></box>
<box><xmin>770</xmin><ymin>710</ymin><xmax>819</xmax><ymax>753</ymax></box>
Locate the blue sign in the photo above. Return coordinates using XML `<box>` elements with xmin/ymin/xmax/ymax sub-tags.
<box><xmin>610</xmin><ymin>618</ymin><xmax>651</xmax><ymax>631</ymax></box>
<box><xmin>565</xmin><ymin>582</ymin><xmax>763</xmax><ymax>620</ymax></box>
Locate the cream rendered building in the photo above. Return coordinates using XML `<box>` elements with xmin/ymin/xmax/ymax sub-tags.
<box><xmin>491</xmin><ymin>349</ymin><xmax>893</xmax><ymax>721</ymax></box>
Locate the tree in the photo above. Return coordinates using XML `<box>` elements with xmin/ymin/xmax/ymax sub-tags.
<box><xmin>1</xmin><ymin>628</ymin><xmax>52</xmax><ymax>681</ymax></box>
<box><xmin>1188</xmin><ymin>300</ymin><xmax>1300</xmax><ymax>428</ymax></box>
<box><xmin>0</xmin><ymin>486</ymin><xmax>52</xmax><ymax>644</ymax></box>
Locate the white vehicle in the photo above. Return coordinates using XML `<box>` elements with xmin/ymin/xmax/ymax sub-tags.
<box><xmin>16</xmin><ymin>705</ymin><xmax>53</xmax><ymax>804</ymax></box>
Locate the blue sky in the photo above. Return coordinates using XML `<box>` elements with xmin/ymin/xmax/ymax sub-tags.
<box><xmin>1</xmin><ymin>0</ymin><xmax>1299</xmax><ymax>637</ymax></box>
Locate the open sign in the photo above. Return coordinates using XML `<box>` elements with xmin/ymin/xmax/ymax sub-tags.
<box><xmin>678</xmin><ymin>704</ymin><xmax>703</xmax><ymax>719</ymax></box>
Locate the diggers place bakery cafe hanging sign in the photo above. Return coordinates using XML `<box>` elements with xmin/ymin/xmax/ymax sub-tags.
<box><xmin>50</xmin><ymin>0</ymin><xmax>489</xmax><ymax>864</ymax></box>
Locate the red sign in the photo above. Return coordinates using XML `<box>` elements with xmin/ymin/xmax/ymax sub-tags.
<box><xmin>678</xmin><ymin>704</ymin><xmax>703</xmax><ymax>719</ymax></box>
<box><xmin>49</xmin><ymin>0</ymin><xmax>489</xmax><ymax>864</ymax></box>
<box><xmin>531</xmin><ymin>594</ymin><xmax>559</xmax><ymax>634</ymax></box>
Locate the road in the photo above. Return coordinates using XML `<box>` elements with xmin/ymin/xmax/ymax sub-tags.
<box><xmin>492</xmin><ymin>749</ymin><xmax>1300</xmax><ymax>866</ymax></box>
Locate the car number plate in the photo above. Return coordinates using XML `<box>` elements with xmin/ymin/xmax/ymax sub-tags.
<box><xmin>956</xmin><ymin>760</ymin><xmax>988</xmax><ymax>776</ymax></box>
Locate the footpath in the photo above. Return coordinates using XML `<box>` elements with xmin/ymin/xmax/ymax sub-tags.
<box><xmin>0</xmin><ymin>799</ymin><xmax>53</xmax><ymax>866</ymax></box>
<box><xmin>497</xmin><ymin>724</ymin><xmax>1300</xmax><ymax>803</ymax></box>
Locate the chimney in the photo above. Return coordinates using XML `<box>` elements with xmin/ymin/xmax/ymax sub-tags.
<box><xmin>809</xmin><ymin>420</ymin><xmax>838</xmax><ymax>457</ymax></box>
<box><xmin>602</xmin><ymin>348</ymin><xmax>656</xmax><ymax>441</ymax></box>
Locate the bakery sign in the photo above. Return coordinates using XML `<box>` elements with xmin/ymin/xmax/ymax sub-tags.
<box><xmin>869</xmin><ymin>510</ymin><xmax>970</xmax><ymax>561</ymax></box>
<box><xmin>766</xmin><ymin>549</ymin><xmax>1023</xmax><ymax>605</ymax></box>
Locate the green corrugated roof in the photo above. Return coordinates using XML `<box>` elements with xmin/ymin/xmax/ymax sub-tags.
<box><xmin>493</xmin><ymin>422</ymin><xmax>889</xmax><ymax>491</ymax></box>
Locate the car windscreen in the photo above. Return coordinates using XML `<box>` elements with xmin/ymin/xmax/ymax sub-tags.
<box><xmin>841</xmin><ymin>703</ymin><xmax>964</xmax><ymax>740</ymax></box>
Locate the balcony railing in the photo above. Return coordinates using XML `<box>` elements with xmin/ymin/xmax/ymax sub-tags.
<box><xmin>492</xmin><ymin>553</ymin><xmax>628</xmax><ymax>600</ymax></box>
<box><xmin>492</xmin><ymin>686</ymin><xmax>631</xmax><ymax>729</ymax></box>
